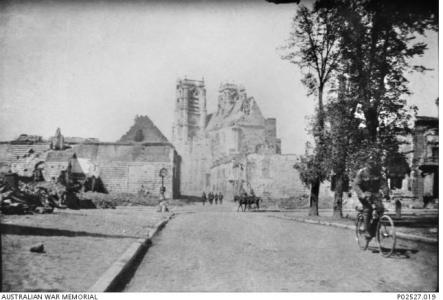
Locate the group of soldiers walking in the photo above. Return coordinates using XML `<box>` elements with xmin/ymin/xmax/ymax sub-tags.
<box><xmin>201</xmin><ymin>191</ymin><xmax>223</xmax><ymax>205</ymax></box>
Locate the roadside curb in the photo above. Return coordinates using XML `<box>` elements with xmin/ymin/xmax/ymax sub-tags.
<box><xmin>395</xmin><ymin>232</ymin><xmax>438</xmax><ymax>244</ymax></box>
<box><xmin>88</xmin><ymin>213</ymin><xmax>174</xmax><ymax>292</ymax></box>
<box><xmin>276</xmin><ymin>216</ymin><xmax>438</xmax><ymax>245</ymax></box>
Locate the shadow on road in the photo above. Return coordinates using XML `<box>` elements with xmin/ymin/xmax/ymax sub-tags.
<box><xmin>367</xmin><ymin>245</ymin><xmax>419</xmax><ymax>259</ymax></box>
<box><xmin>235</xmin><ymin>209</ymin><xmax>282</xmax><ymax>213</ymax></box>
<box><xmin>0</xmin><ymin>223</ymin><xmax>140</xmax><ymax>239</ymax></box>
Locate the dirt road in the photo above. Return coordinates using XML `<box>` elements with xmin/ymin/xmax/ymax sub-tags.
<box><xmin>125</xmin><ymin>203</ymin><xmax>438</xmax><ymax>292</ymax></box>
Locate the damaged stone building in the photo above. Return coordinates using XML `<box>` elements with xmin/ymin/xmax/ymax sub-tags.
<box><xmin>171</xmin><ymin>78</ymin><xmax>305</xmax><ymax>200</ymax></box>
<box><xmin>0</xmin><ymin>115</ymin><xmax>179</xmax><ymax>198</ymax></box>
<box><xmin>411</xmin><ymin>116</ymin><xmax>439</xmax><ymax>205</ymax></box>
<box><xmin>381</xmin><ymin>115</ymin><xmax>439</xmax><ymax>208</ymax></box>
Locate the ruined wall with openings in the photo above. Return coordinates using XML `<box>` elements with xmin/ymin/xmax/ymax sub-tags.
<box><xmin>75</xmin><ymin>143</ymin><xmax>176</xmax><ymax>197</ymax></box>
<box><xmin>0</xmin><ymin>141</ymin><xmax>177</xmax><ymax>198</ymax></box>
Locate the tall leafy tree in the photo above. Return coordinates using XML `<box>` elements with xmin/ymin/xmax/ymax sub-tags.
<box><xmin>320</xmin><ymin>0</ymin><xmax>437</xmax><ymax>140</ymax></box>
<box><xmin>281</xmin><ymin>4</ymin><xmax>341</xmax><ymax>216</ymax></box>
<box><xmin>319</xmin><ymin>0</ymin><xmax>437</xmax><ymax>214</ymax></box>
<box><xmin>283</xmin><ymin>0</ymin><xmax>437</xmax><ymax>217</ymax></box>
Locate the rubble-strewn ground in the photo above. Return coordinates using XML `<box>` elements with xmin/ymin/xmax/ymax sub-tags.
<box><xmin>1</xmin><ymin>207</ymin><xmax>171</xmax><ymax>292</ymax></box>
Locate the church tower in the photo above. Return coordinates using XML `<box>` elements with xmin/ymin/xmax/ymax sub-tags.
<box><xmin>172</xmin><ymin>77</ymin><xmax>207</xmax><ymax>155</ymax></box>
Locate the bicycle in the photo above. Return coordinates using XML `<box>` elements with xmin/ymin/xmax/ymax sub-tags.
<box><xmin>355</xmin><ymin>205</ymin><xmax>396</xmax><ymax>257</ymax></box>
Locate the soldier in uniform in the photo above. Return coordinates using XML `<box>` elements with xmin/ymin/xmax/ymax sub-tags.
<box><xmin>201</xmin><ymin>191</ymin><xmax>207</xmax><ymax>206</ymax></box>
<box><xmin>160</xmin><ymin>186</ymin><xmax>166</xmax><ymax>201</ymax></box>
<box><xmin>353</xmin><ymin>153</ymin><xmax>389</xmax><ymax>238</ymax></box>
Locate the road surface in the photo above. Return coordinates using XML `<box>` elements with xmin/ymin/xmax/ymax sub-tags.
<box><xmin>125</xmin><ymin>203</ymin><xmax>438</xmax><ymax>292</ymax></box>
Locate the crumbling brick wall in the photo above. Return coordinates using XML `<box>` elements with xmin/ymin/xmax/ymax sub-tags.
<box><xmin>0</xmin><ymin>143</ymin><xmax>50</xmax><ymax>164</ymax></box>
<box><xmin>98</xmin><ymin>161</ymin><xmax>173</xmax><ymax>197</ymax></box>
<box><xmin>75</xmin><ymin>143</ymin><xmax>175</xmax><ymax>197</ymax></box>
<box><xmin>0</xmin><ymin>142</ymin><xmax>177</xmax><ymax>197</ymax></box>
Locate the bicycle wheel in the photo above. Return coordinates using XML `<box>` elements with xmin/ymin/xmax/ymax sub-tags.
<box><xmin>355</xmin><ymin>214</ymin><xmax>369</xmax><ymax>250</ymax></box>
<box><xmin>376</xmin><ymin>215</ymin><xmax>396</xmax><ymax>257</ymax></box>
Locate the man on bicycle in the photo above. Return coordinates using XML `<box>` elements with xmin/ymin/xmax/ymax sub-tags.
<box><xmin>353</xmin><ymin>153</ymin><xmax>389</xmax><ymax>238</ymax></box>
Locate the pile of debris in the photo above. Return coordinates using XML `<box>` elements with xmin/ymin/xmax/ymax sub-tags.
<box><xmin>0</xmin><ymin>180</ymin><xmax>67</xmax><ymax>215</ymax></box>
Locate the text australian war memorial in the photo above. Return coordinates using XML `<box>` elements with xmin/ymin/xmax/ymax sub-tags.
<box><xmin>0</xmin><ymin>77</ymin><xmax>438</xmax><ymax>208</ymax></box>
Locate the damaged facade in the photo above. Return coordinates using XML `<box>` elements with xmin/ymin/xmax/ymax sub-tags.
<box><xmin>411</xmin><ymin>116</ymin><xmax>439</xmax><ymax>205</ymax></box>
<box><xmin>319</xmin><ymin>115</ymin><xmax>439</xmax><ymax>209</ymax></box>
<box><xmin>0</xmin><ymin>116</ymin><xmax>179</xmax><ymax>198</ymax></box>
<box><xmin>382</xmin><ymin>116</ymin><xmax>439</xmax><ymax>207</ymax></box>
<box><xmin>172</xmin><ymin>78</ymin><xmax>306</xmax><ymax>200</ymax></box>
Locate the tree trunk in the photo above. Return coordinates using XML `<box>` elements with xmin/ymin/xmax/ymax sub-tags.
<box><xmin>364</xmin><ymin>107</ymin><xmax>379</xmax><ymax>142</ymax></box>
<box><xmin>317</xmin><ymin>85</ymin><xmax>325</xmax><ymax>133</ymax></box>
<box><xmin>308</xmin><ymin>85</ymin><xmax>325</xmax><ymax>217</ymax></box>
<box><xmin>333</xmin><ymin>174</ymin><xmax>344</xmax><ymax>218</ymax></box>
<box><xmin>309</xmin><ymin>177</ymin><xmax>320</xmax><ymax>216</ymax></box>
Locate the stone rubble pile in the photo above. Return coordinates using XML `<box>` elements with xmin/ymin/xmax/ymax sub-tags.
<box><xmin>0</xmin><ymin>180</ymin><xmax>67</xmax><ymax>215</ymax></box>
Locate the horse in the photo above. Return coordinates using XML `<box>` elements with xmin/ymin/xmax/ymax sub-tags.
<box><xmin>234</xmin><ymin>194</ymin><xmax>261</xmax><ymax>212</ymax></box>
<box><xmin>234</xmin><ymin>194</ymin><xmax>248</xmax><ymax>212</ymax></box>
<box><xmin>247</xmin><ymin>195</ymin><xmax>261</xmax><ymax>210</ymax></box>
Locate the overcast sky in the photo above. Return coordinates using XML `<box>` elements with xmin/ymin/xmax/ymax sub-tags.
<box><xmin>0</xmin><ymin>0</ymin><xmax>438</xmax><ymax>154</ymax></box>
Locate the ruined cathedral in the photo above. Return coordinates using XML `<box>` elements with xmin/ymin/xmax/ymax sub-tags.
<box><xmin>172</xmin><ymin>78</ymin><xmax>301</xmax><ymax>199</ymax></box>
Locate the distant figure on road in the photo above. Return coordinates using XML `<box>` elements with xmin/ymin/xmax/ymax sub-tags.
<box><xmin>218</xmin><ymin>192</ymin><xmax>223</xmax><ymax>204</ymax></box>
<box><xmin>160</xmin><ymin>186</ymin><xmax>166</xmax><ymax>201</ymax></box>
<box><xmin>214</xmin><ymin>193</ymin><xmax>219</xmax><ymax>205</ymax></box>
<box><xmin>157</xmin><ymin>200</ymin><xmax>169</xmax><ymax>213</ymax></box>
<box><xmin>201</xmin><ymin>192</ymin><xmax>207</xmax><ymax>206</ymax></box>
<box><xmin>208</xmin><ymin>192</ymin><xmax>214</xmax><ymax>205</ymax></box>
